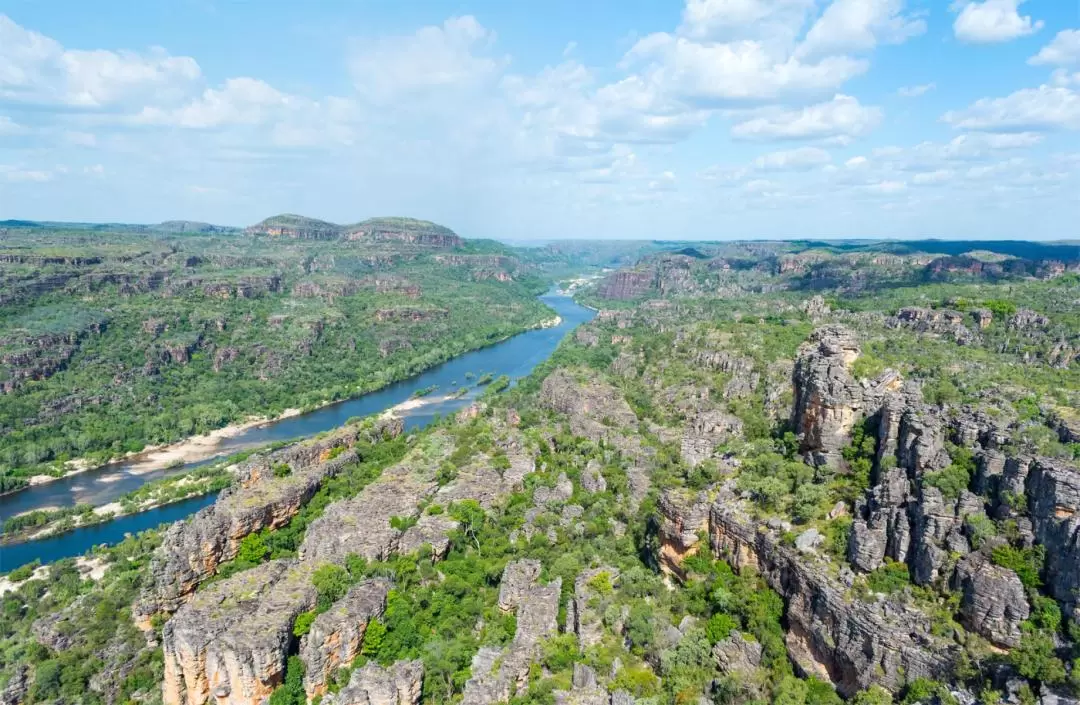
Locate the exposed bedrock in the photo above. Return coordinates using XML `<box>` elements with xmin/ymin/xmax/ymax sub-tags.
<box><xmin>300</xmin><ymin>579</ymin><xmax>392</xmax><ymax>698</ymax></box>
<box><xmin>953</xmin><ymin>552</ymin><xmax>1029</xmax><ymax>648</ymax></box>
<box><xmin>567</xmin><ymin>567</ymin><xmax>620</xmax><ymax>649</ymax></box>
<box><xmin>655</xmin><ymin>489</ymin><xmax>711</xmax><ymax>579</ymax></box>
<box><xmin>1025</xmin><ymin>458</ymin><xmax>1080</xmax><ymax>623</ymax></box>
<box><xmin>708</xmin><ymin>500</ymin><xmax>955</xmax><ymax>696</ymax></box>
<box><xmin>655</xmin><ymin>487</ymin><xmax>955</xmax><ymax>696</ymax></box>
<box><xmin>161</xmin><ymin>560</ymin><xmax>317</xmax><ymax>705</ymax></box>
<box><xmin>461</xmin><ymin>560</ymin><xmax>561</xmax><ymax>705</ymax></box>
<box><xmin>320</xmin><ymin>660</ymin><xmax>424</xmax><ymax>705</ymax></box>
<box><xmin>791</xmin><ymin>326</ymin><xmax>864</xmax><ymax>467</ymax></box>
<box><xmin>136</xmin><ymin>420</ymin><xmax>402</xmax><ymax>627</ymax></box>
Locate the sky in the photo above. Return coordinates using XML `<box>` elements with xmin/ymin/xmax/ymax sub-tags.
<box><xmin>0</xmin><ymin>0</ymin><xmax>1078</xmax><ymax>241</ymax></box>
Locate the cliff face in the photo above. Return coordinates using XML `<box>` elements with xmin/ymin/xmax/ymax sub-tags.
<box><xmin>1026</xmin><ymin>458</ymin><xmax>1080</xmax><ymax>624</ymax></box>
<box><xmin>136</xmin><ymin>420</ymin><xmax>402</xmax><ymax>627</ymax></box>
<box><xmin>320</xmin><ymin>660</ymin><xmax>424</xmax><ymax>705</ymax></box>
<box><xmin>162</xmin><ymin>560</ymin><xmax>317</xmax><ymax>705</ymax></box>
<box><xmin>706</xmin><ymin>496</ymin><xmax>956</xmax><ymax>696</ymax></box>
<box><xmin>300</xmin><ymin>579</ymin><xmax>392</xmax><ymax>698</ymax></box>
<box><xmin>790</xmin><ymin>326</ymin><xmax>864</xmax><ymax>466</ymax></box>
<box><xmin>595</xmin><ymin>271</ymin><xmax>654</xmax><ymax>300</ymax></box>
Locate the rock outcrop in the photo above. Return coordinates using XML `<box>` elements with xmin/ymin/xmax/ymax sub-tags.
<box><xmin>712</xmin><ymin>630</ymin><xmax>763</xmax><ymax>677</ymax></box>
<box><xmin>461</xmin><ymin>561</ymin><xmax>561</xmax><ymax>705</ymax></box>
<box><xmin>791</xmin><ymin>326</ymin><xmax>864</xmax><ymax>466</ymax></box>
<box><xmin>162</xmin><ymin>560</ymin><xmax>317</xmax><ymax>705</ymax></box>
<box><xmin>1025</xmin><ymin>458</ymin><xmax>1080</xmax><ymax>623</ymax></box>
<box><xmin>300</xmin><ymin>579</ymin><xmax>392</xmax><ymax>698</ymax></box>
<box><xmin>321</xmin><ymin>660</ymin><xmax>424</xmax><ymax>705</ymax></box>
<box><xmin>595</xmin><ymin>271</ymin><xmax>654</xmax><ymax>300</ymax></box>
<box><xmin>705</xmin><ymin>493</ymin><xmax>955</xmax><ymax>696</ymax></box>
<box><xmin>656</xmin><ymin>489</ymin><xmax>711</xmax><ymax>578</ymax></box>
<box><xmin>953</xmin><ymin>552</ymin><xmax>1029</xmax><ymax>648</ymax></box>
<box><xmin>567</xmin><ymin>567</ymin><xmax>620</xmax><ymax>649</ymax></box>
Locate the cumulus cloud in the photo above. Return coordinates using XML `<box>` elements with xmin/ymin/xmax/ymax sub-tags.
<box><xmin>796</xmin><ymin>0</ymin><xmax>926</xmax><ymax>59</ymax></box>
<box><xmin>349</xmin><ymin>16</ymin><xmax>503</xmax><ymax>103</ymax></box>
<box><xmin>943</xmin><ymin>84</ymin><xmax>1080</xmax><ymax>131</ymax></box>
<box><xmin>953</xmin><ymin>0</ymin><xmax>1043</xmax><ymax>44</ymax></box>
<box><xmin>752</xmin><ymin>146</ymin><xmax>832</xmax><ymax>170</ymax></box>
<box><xmin>898</xmin><ymin>83</ymin><xmax>935</xmax><ymax>97</ymax></box>
<box><xmin>0</xmin><ymin>14</ymin><xmax>200</xmax><ymax>108</ymax></box>
<box><xmin>730</xmin><ymin>94</ymin><xmax>882</xmax><ymax>142</ymax></box>
<box><xmin>1030</xmin><ymin>30</ymin><xmax>1080</xmax><ymax>66</ymax></box>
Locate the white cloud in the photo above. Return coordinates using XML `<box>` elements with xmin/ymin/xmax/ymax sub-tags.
<box><xmin>84</xmin><ymin>164</ymin><xmax>105</xmax><ymax>176</ymax></box>
<box><xmin>0</xmin><ymin>165</ymin><xmax>53</xmax><ymax>182</ymax></box>
<box><xmin>898</xmin><ymin>82</ymin><xmax>935</xmax><ymax>97</ymax></box>
<box><xmin>912</xmin><ymin>169</ymin><xmax>954</xmax><ymax>185</ymax></box>
<box><xmin>797</xmin><ymin>0</ymin><xmax>926</xmax><ymax>59</ymax></box>
<box><xmin>625</xmin><ymin>33</ymin><xmax>867</xmax><ymax>105</ymax></box>
<box><xmin>752</xmin><ymin>146</ymin><xmax>832</xmax><ymax>170</ymax></box>
<box><xmin>680</xmin><ymin>0</ymin><xmax>815</xmax><ymax>42</ymax></box>
<box><xmin>730</xmin><ymin>94</ymin><xmax>881</xmax><ymax>142</ymax></box>
<box><xmin>0</xmin><ymin>115</ymin><xmax>23</xmax><ymax>134</ymax></box>
<box><xmin>0</xmin><ymin>14</ymin><xmax>200</xmax><ymax>107</ymax></box>
<box><xmin>863</xmin><ymin>179</ymin><xmax>907</xmax><ymax>194</ymax></box>
<box><xmin>943</xmin><ymin>84</ymin><xmax>1080</xmax><ymax>131</ymax></box>
<box><xmin>136</xmin><ymin>78</ymin><xmax>293</xmax><ymax>128</ymax></box>
<box><xmin>349</xmin><ymin>16</ymin><xmax>502</xmax><ymax>103</ymax></box>
<box><xmin>1030</xmin><ymin>30</ymin><xmax>1080</xmax><ymax>66</ymax></box>
<box><xmin>952</xmin><ymin>0</ymin><xmax>1043</xmax><ymax>44</ymax></box>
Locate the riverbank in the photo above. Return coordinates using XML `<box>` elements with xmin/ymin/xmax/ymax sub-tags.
<box><xmin>1</xmin><ymin>292</ymin><xmax>594</xmax><ymax>567</ymax></box>
<box><xmin>2</xmin><ymin>304</ymin><xmax>561</xmax><ymax>505</ymax></box>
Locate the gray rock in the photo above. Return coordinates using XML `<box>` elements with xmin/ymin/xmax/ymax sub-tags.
<box><xmin>570</xmin><ymin>567</ymin><xmax>620</xmax><ymax>649</ymax></box>
<box><xmin>462</xmin><ymin>562</ymin><xmax>561</xmax><ymax>705</ymax></box>
<box><xmin>300</xmin><ymin>579</ymin><xmax>392</xmax><ymax>698</ymax></box>
<box><xmin>709</xmin><ymin>497</ymin><xmax>955</xmax><ymax>696</ymax></box>
<box><xmin>0</xmin><ymin>664</ymin><xmax>29</xmax><ymax>705</ymax></box>
<box><xmin>1025</xmin><ymin>458</ymin><xmax>1080</xmax><ymax>623</ymax></box>
<box><xmin>581</xmin><ymin>460</ymin><xmax>608</xmax><ymax>493</ymax></box>
<box><xmin>791</xmin><ymin>326</ymin><xmax>866</xmax><ymax>467</ymax></box>
<box><xmin>953</xmin><ymin>553</ymin><xmax>1029</xmax><ymax>648</ymax></box>
<box><xmin>321</xmin><ymin>660</ymin><xmax>423</xmax><ymax>705</ymax></box>
<box><xmin>712</xmin><ymin>630</ymin><xmax>763</xmax><ymax>676</ymax></box>
<box><xmin>795</xmin><ymin>528</ymin><xmax>824</xmax><ymax>553</ymax></box>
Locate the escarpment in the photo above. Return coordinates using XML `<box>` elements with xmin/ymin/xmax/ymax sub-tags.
<box><xmin>136</xmin><ymin>418</ymin><xmax>402</xmax><ymax>626</ymax></box>
<box><xmin>710</xmin><ymin>495</ymin><xmax>956</xmax><ymax>695</ymax></box>
<box><xmin>162</xmin><ymin>560</ymin><xmax>317</xmax><ymax>705</ymax></box>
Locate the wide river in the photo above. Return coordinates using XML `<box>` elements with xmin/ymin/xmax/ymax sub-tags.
<box><xmin>0</xmin><ymin>292</ymin><xmax>594</xmax><ymax>569</ymax></box>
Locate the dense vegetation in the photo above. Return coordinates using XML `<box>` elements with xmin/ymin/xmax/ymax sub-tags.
<box><xmin>1</xmin><ymin>235</ymin><xmax>1079</xmax><ymax>705</ymax></box>
<box><xmin>0</xmin><ymin>221</ymin><xmax>552</xmax><ymax>492</ymax></box>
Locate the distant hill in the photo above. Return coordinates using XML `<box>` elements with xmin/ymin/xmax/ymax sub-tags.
<box><xmin>245</xmin><ymin>214</ymin><xmax>463</xmax><ymax>248</ymax></box>
<box><xmin>0</xmin><ymin>219</ymin><xmax>238</xmax><ymax>234</ymax></box>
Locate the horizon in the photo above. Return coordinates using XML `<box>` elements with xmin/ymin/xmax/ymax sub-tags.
<box><xmin>1</xmin><ymin>1</ymin><xmax>1079</xmax><ymax>240</ymax></box>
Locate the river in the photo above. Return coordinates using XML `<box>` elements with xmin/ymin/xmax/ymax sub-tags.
<box><xmin>0</xmin><ymin>292</ymin><xmax>593</xmax><ymax>570</ymax></box>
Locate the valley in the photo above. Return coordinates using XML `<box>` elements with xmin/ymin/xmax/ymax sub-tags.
<box><xmin>1</xmin><ymin>228</ymin><xmax>1078</xmax><ymax>705</ymax></box>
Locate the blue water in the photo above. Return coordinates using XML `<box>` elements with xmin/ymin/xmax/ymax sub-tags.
<box><xmin>0</xmin><ymin>293</ymin><xmax>593</xmax><ymax>570</ymax></box>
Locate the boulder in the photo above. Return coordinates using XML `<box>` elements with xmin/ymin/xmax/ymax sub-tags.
<box><xmin>712</xmin><ymin>630</ymin><xmax>763</xmax><ymax>676</ymax></box>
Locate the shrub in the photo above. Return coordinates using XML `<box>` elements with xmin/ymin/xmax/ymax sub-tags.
<box><xmin>1010</xmin><ymin>627</ymin><xmax>1066</xmax><ymax>684</ymax></box>
<box><xmin>866</xmin><ymin>560</ymin><xmax>911</xmax><ymax>595</ymax></box>
<box><xmin>991</xmin><ymin>545</ymin><xmax>1044</xmax><ymax>589</ymax></box>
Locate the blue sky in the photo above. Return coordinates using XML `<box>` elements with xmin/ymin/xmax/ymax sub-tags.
<box><xmin>1</xmin><ymin>0</ymin><xmax>1078</xmax><ymax>240</ymax></box>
